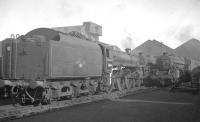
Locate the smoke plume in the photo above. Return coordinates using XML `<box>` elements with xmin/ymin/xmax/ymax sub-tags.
<box><xmin>121</xmin><ymin>31</ymin><xmax>135</xmax><ymax>49</ymax></box>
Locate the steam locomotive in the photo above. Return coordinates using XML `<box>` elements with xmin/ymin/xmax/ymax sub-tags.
<box><xmin>0</xmin><ymin>23</ymin><xmax>144</xmax><ymax>105</ymax></box>
<box><xmin>144</xmin><ymin>52</ymin><xmax>200</xmax><ymax>87</ymax></box>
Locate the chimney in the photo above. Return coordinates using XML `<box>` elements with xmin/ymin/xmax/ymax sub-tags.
<box><xmin>125</xmin><ymin>48</ymin><xmax>131</xmax><ymax>54</ymax></box>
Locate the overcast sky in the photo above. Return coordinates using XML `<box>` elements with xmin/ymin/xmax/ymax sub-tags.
<box><xmin>0</xmin><ymin>0</ymin><xmax>200</xmax><ymax>49</ymax></box>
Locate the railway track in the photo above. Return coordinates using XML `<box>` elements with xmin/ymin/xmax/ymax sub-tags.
<box><xmin>0</xmin><ymin>87</ymin><xmax>155</xmax><ymax>122</ymax></box>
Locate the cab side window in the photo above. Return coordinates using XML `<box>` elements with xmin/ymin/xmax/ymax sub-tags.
<box><xmin>106</xmin><ymin>49</ymin><xmax>110</xmax><ymax>58</ymax></box>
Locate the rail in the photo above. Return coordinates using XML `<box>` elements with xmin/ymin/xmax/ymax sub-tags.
<box><xmin>0</xmin><ymin>87</ymin><xmax>152</xmax><ymax>121</ymax></box>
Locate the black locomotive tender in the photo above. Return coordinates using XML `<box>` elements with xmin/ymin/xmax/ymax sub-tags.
<box><xmin>0</xmin><ymin>22</ymin><xmax>145</xmax><ymax>105</ymax></box>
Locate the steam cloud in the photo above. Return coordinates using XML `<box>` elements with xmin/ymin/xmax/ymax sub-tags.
<box><xmin>175</xmin><ymin>25</ymin><xmax>194</xmax><ymax>43</ymax></box>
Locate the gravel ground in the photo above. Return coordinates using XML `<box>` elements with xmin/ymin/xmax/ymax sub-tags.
<box><xmin>7</xmin><ymin>89</ymin><xmax>200</xmax><ymax>122</ymax></box>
